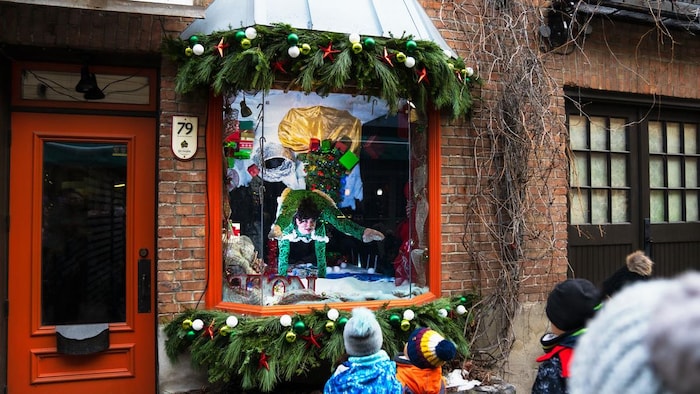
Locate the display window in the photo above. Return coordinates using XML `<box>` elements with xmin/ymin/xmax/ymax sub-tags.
<box><xmin>210</xmin><ymin>89</ymin><xmax>437</xmax><ymax>309</ymax></box>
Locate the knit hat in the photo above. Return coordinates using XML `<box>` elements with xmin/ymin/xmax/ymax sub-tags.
<box><xmin>602</xmin><ymin>250</ymin><xmax>654</xmax><ymax>297</ymax></box>
<box><xmin>343</xmin><ymin>307</ymin><xmax>383</xmax><ymax>357</ymax></box>
<box><xmin>405</xmin><ymin>327</ymin><xmax>457</xmax><ymax>369</ymax></box>
<box><xmin>570</xmin><ymin>272</ymin><xmax>700</xmax><ymax>394</ymax></box>
<box><xmin>545</xmin><ymin>278</ymin><xmax>601</xmax><ymax>332</ymax></box>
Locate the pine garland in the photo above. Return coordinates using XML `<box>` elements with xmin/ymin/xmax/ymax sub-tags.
<box><xmin>162</xmin><ymin>23</ymin><xmax>480</xmax><ymax>118</ymax></box>
<box><xmin>164</xmin><ymin>295</ymin><xmax>478</xmax><ymax>392</ymax></box>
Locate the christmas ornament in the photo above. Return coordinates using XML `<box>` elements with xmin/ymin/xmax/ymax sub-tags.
<box><xmin>287</xmin><ymin>33</ymin><xmax>299</xmax><ymax>46</ymax></box>
<box><xmin>460</xmin><ymin>296</ymin><xmax>468</xmax><ymax>303</ymax></box>
<box><xmin>319</xmin><ymin>41</ymin><xmax>340</xmax><ymax>61</ymax></box>
<box><xmin>293</xmin><ymin>320</ymin><xmax>307</xmax><ymax>334</ymax></box>
<box><xmin>403</xmin><ymin>309</ymin><xmax>415</xmax><ymax>321</ymax></box>
<box><xmin>240</xmin><ymin>38</ymin><xmax>251</xmax><ymax>49</ymax></box>
<box><xmin>465</xmin><ymin>67</ymin><xmax>474</xmax><ymax>77</ymax></box>
<box><xmin>192</xmin><ymin>318</ymin><xmax>205</xmax><ymax>331</ymax></box>
<box><xmin>300</xmin><ymin>327</ymin><xmax>322</xmax><ymax>349</ymax></box>
<box><xmin>404</xmin><ymin>56</ymin><xmax>416</xmax><ymax>68</ymax></box>
<box><xmin>337</xmin><ymin>316</ymin><xmax>349</xmax><ymax>327</ymax></box>
<box><xmin>406</xmin><ymin>40</ymin><xmax>417</xmax><ymax>52</ymax></box>
<box><xmin>348</xmin><ymin>33</ymin><xmax>361</xmax><ymax>43</ymax></box>
<box><xmin>215</xmin><ymin>37</ymin><xmax>229</xmax><ymax>57</ymax></box>
<box><xmin>186</xmin><ymin>330</ymin><xmax>196</xmax><ymax>339</ymax></box>
<box><xmin>456</xmin><ymin>305</ymin><xmax>468</xmax><ymax>315</ymax></box>
<box><xmin>188</xmin><ymin>35</ymin><xmax>199</xmax><ymax>45</ymax></box>
<box><xmin>300</xmin><ymin>43</ymin><xmax>311</xmax><ymax>55</ymax></box>
<box><xmin>381</xmin><ymin>47</ymin><xmax>393</xmax><ymax>67</ymax></box>
<box><xmin>185</xmin><ymin>47</ymin><xmax>193</xmax><ymax>56</ymax></box>
<box><xmin>182</xmin><ymin>319</ymin><xmax>193</xmax><ymax>329</ymax></box>
<box><xmin>219</xmin><ymin>326</ymin><xmax>231</xmax><ymax>336</ymax></box>
<box><xmin>325</xmin><ymin>320</ymin><xmax>336</xmax><ymax>333</ymax></box>
<box><xmin>400</xmin><ymin>319</ymin><xmax>411</xmax><ymax>331</ymax></box>
<box><xmin>192</xmin><ymin>44</ymin><xmax>205</xmax><ymax>56</ymax></box>
<box><xmin>272</xmin><ymin>61</ymin><xmax>287</xmax><ymax>74</ymax></box>
<box><xmin>363</xmin><ymin>37</ymin><xmax>376</xmax><ymax>49</ymax></box>
<box><xmin>417</xmin><ymin>67</ymin><xmax>429</xmax><ymax>84</ymax></box>
<box><xmin>288</xmin><ymin>46</ymin><xmax>300</xmax><ymax>58</ymax></box>
<box><xmin>245</xmin><ymin>27</ymin><xmax>257</xmax><ymax>40</ymax></box>
<box><xmin>351</xmin><ymin>42</ymin><xmax>363</xmax><ymax>54</ymax></box>
<box><xmin>285</xmin><ymin>330</ymin><xmax>297</xmax><ymax>343</ymax></box>
<box><xmin>438</xmin><ymin>308</ymin><xmax>449</xmax><ymax>318</ymax></box>
<box><xmin>396</xmin><ymin>52</ymin><xmax>407</xmax><ymax>63</ymax></box>
<box><xmin>258</xmin><ymin>351</ymin><xmax>269</xmax><ymax>370</ymax></box>
<box><xmin>205</xmin><ymin>319</ymin><xmax>216</xmax><ymax>339</ymax></box>
<box><xmin>234</xmin><ymin>30</ymin><xmax>246</xmax><ymax>42</ymax></box>
<box><xmin>389</xmin><ymin>314</ymin><xmax>401</xmax><ymax>327</ymax></box>
<box><xmin>226</xmin><ymin>315</ymin><xmax>239</xmax><ymax>328</ymax></box>
<box><xmin>327</xmin><ymin>308</ymin><xmax>339</xmax><ymax>321</ymax></box>
<box><xmin>280</xmin><ymin>314</ymin><xmax>293</xmax><ymax>327</ymax></box>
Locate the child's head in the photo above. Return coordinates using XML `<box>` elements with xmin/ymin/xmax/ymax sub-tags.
<box><xmin>405</xmin><ymin>327</ymin><xmax>457</xmax><ymax>369</ymax></box>
<box><xmin>546</xmin><ymin>278</ymin><xmax>601</xmax><ymax>333</ymax></box>
<box><xmin>343</xmin><ymin>307</ymin><xmax>383</xmax><ymax>357</ymax></box>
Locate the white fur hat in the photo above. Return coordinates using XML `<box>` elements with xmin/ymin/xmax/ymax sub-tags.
<box><xmin>343</xmin><ymin>307</ymin><xmax>383</xmax><ymax>357</ymax></box>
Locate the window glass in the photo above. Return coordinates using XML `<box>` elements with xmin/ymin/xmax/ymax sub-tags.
<box><xmin>687</xmin><ymin>191</ymin><xmax>699</xmax><ymax>221</ymax></box>
<box><xmin>590</xmin><ymin>153</ymin><xmax>608</xmax><ymax>187</ymax></box>
<box><xmin>649</xmin><ymin>157</ymin><xmax>664</xmax><ymax>188</ymax></box>
<box><xmin>650</xmin><ymin>190</ymin><xmax>665</xmax><ymax>222</ymax></box>
<box><xmin>611</xmin><ymin>190</ymin><xmax>628</xmax><ymax>223</ymax></box>
<box><xmin>667</xmin><ymin>123</ymin><xmax>681</xmax><ymax>154</ymax></box>
<box><xmin>569</xmin><ymin>115</ymin><xmax>587</xmax><ymax>150</ymax></box>
<box><xmin>570</xmin><ymin>154</ymin><xmax>589</xmax><ymax>187</ymax></box>
<box><xmin>591</xmin><ymin>190</ymin><xmax>609</xmax><ymax>224</ymax></box>
<box><xmin>685</xmin><ymin>124</ymin><xmax>697</xmax><ymax>154</ymax></box>
<box><xmin>570</xmin><ymin>189</ymin><xmax>588</xmax><ymax>225</ymax></box>
<box><xmin>610</xmin><ymin>154</ymin><xmax>626</xmax><ymax>187</ymax></box>
<box><xmin>649</xmin><ymin>121</ymin><xmax>663</xmax><ymax>153</ymax></box>
<box><xmin>668</xmin><ymin>191</ymin><xmax>682</xmax><ymax>222</ymax></box>
<box><xmin>221</xmin><ymin>90</ymin><xmax>427</xmax><ymax>306</ymax></box>
<box><xmin>610</xmin><ymin>118</ymin><xmax>627</xmax><ymax>152</ymax></box>
<box><xmin>590</xmin><ymin>117</ymin><xmax>607</xmax><ymax>151</ymax></box>
<box><xmin>667</xmin><ymin>157</ymin><xmax>682</xmax><ymax>188</ymax></box>
<box><xmin>687</xmin><ymin>158</ymin><xmax>698</xmax><ymax>188</ymax></box>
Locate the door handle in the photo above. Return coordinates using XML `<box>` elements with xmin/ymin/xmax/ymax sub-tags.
<box><xmin>138</xmin><ymin>257</ymin><xmax>151</xmax><ymax>313</ymax></box>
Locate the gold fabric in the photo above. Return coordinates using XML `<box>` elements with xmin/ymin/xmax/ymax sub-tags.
<box><xmin>278</xmin><ymin>106</ymin><xmax>362</xmax><ymax>154</ymax></box>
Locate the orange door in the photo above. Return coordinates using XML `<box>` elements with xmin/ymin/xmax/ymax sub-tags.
<box><xmin>8</xmin><ymin>113</ymin><xmax>156</xmax><ymax>393</ymax></box>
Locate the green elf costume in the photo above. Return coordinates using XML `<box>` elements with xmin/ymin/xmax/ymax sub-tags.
<box><xmin>268</xmin><ymin>188</ymin><xmax>384</xmax><ymax>278</ymax></box>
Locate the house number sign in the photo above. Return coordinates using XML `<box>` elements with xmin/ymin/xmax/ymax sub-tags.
<box><xmin>172</xmin><ymin>116</ymin><xmax>198</xmax><ymax>160</ymax></box>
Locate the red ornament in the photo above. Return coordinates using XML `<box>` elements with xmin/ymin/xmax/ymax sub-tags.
<box><xmin>205</xmin><ymin>319</ymin><xmax>216</xmax><ymax>339</ymax></box>
<box><xmin>215</xmin><ymin>37</ymin><xmax>229</xmax><ymax>57</ymax></box>
<box><xmin>381</xmin><ymin>47</ymin><xmax>394</xmax><ymax>67</ymax></box>
<box><xmin>300</xmin><ymin>327</ymin><xmax>322</xmax><ymax>349</ymax></box>
<box><xmin>319</xmin><ymin>41</ymin><xmax>341</xmax><ymax>61</ymax></box>
<box><xmin>417</xmin><ymin>67</ymin><xmax>429</xmax><ymax>84</ymax></box>
<box><xmin>272</xmin><ymin>60</ymin><xmax>287</xmax><ymax>74</ymax></box>
<box><xmin>258</xmin><ymin>351</ymin><xmax>270</xmax><ymax>370</ymax></box>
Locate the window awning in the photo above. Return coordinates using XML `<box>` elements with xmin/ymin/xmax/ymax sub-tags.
<box><xmin>180</xmin><ymin>0</ymin><xmax>456</xmax><ymax>58</ymax></box>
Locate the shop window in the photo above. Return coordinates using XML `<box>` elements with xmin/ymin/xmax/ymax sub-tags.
<box><xmin>218</xmin><ymin>89</ymin><xmax>430</xmax><ymax>307</ymax></box>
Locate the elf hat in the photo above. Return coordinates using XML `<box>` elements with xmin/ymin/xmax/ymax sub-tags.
<box><xmin>570</xmin><ymin>272</ymin><xmax>700</xmax><ymax>394</ymax></box>
<box><xmin>545</xmin><ymin>278</ymin><xmax>601</xmax><ymax>332</ymax></box>
<box><xmin>406</xmin><ymin>327</ymin><xmax>457</xmax><ymax>369</ymax></box>
<box><xmin>343</xmin><ymin>307</ymin><xmax>383</xmax><ymax>357</ymax></box>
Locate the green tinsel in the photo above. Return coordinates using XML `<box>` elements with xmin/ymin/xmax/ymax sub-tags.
<box><xmin>164</xmin><ymin>295</ymin><xmax>478</xmax><ymax>392</ymax></box>
<box><xmin>162</xmin><ymin>23</ymin><xmax>481</xmax><ymax>118</ymax></box>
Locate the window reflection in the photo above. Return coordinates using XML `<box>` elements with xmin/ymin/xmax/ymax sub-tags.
<box><xmin>221</xmin><ymin>90</ymin><xmax>428</xmax><ymax>306</ymax></box>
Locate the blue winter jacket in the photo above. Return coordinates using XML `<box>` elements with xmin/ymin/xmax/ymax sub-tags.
<box><xmin>323</xmin><ymin>350</ymin><xmax>403</xmax><ymax>394</ymax></box>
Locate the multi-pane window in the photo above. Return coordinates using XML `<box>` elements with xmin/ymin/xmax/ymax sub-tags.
<box><xmin>569</xmin><ymin>115</ymin><xmax>630</xmax><ymax>225</ymax></box>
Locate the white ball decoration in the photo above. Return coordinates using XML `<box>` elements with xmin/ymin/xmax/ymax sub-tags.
<box><xmin>348</xmin><ymin>33</ymin><xmax>361</xmax><ymax>43</ymax></box>
<box><xmin>280</xmin><ymin>314</ymin><xmax>293</xmax><ymax>327</ymax></box>
<box><xmin>192</xmin><ymin>43</ymin><xmax>205</xmax><ymax>56</ymax></box>
<box><xmin>438</xmin><ymin>308</ymin><xmax>449</xmax><ymax>318</ymax></box>
<box><xmin>403</xmin><ymin>309</ymin><xmax>415</xmax><ymax>321</ymax></box>
<box><xmin>288</xmin><ymin>46</ymin><xmax>301</xmax><ymax>58</ymax></box>
<box><xmin>465</xmin><ymin>67</ymin><xmax>474</xmax><ymax>77</ymax></box>
<box><xmin>327</xmin><ymin>308</ymin><xmax>340</xmax><ymax>321</ymax></box>
<box><xmin>456</xmin><ymin>305</ymin><xmax>467</xmax><ymax>315</ymax></box>
<box><xmin>367</xmin><ymin>267</ymin><xmax>376</xmax><ymax>274</ymax></box>
<box><xmin>226</xmin><ymin>315</ymin><xmax>239</xmax><ymax>328</ymax></box>
<box><xmin>333</xmin><ymin>265</ymin><xmax>341</xmax><ymax>272</ymax></box>
<box><xmin>404</xmin><ymin>56</ymin><xmax>416</xmax><ymax>68</ymax></box>
<box><xmin>340</xmin><ymin>262</ymin><xmax>347</xmax><ymax>268</ymax></box>
<box><xmin>245</xmin><ymin>27</ymin><xmax>258</xmax><ymax>40</ymax></box>
<box><xmin>191</xmin><ymin>318</ymin><xmax>204</xmax><ymax>331</ymax></box>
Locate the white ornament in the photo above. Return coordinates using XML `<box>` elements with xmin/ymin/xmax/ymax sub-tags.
<box><xmin>288</xmin><ymin>46</ymin><xmax>301</xmax><ymax>58</ymax></box>
<box><xmin>465</xmin><ymin>67</ymin><xmax>474</xmax><ymax>77</ymax></box>
<box><xmin>367</xmin><ymin>267</ymin><xmax>375</xmax><ymax>274</ymax></box>
<box><xmin>403</xmin><ymin>309</ymin><xmax>415</xmax><ymax>321</ymax></box>
<box><xmin>348</xmin><ymin>33</ymin><xmax>361</xmax><ymax>43</ymax></box>
<box><xmin>456</xmin><ymin>305</ymin><xmax>467</xmax><ymax>315</ymax></box>
<box><xmin>245</xmin><ymin>27</ymin><xmax>258</xmax><ymax>40</ymax></box>
<box><xmin>340</xmin><ymin>262</ymin><xmax>347</xmax><ymax>268</ymax></box>
<box><xmin>192</xmin><ymin>43</ymin><xmax>205</xmax><ymax>56</ymax></box>
<box><xmin>327</xmin><ymin>308</ymin><xmax>340</xmax><ymax>321</ymax></box>
<box><xmin>226</xmin><ymin>315</ymin><xmax>239</xmax><ymax>328</ymax></box>
<box><xmin>191</xmin><ymin>318</ymin><xmax>204</xmax><ymax>331</ymax></box>
<box><xmin>438</xmin><ymin>308</ymin><xmax>449</xmax><ymax>318</ymax></box>
<box><xmin>333</xmin><ymin>265</ymin><xmax>341</xmax><ymax>272</ymax></box>
<box><xmin>404</xmin><ymin>56</ymin><xmax>416</xmax><ymax>68</ymax></box>
<box><xmin>280</xmin><ymin>314</ymin><xmax>293</xmax><ymax>327</ymax></box>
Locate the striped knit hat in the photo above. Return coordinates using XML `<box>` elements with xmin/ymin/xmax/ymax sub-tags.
<box><xmin>570</xmin><ymin>272</ymin><xmax>700</xmax><ymax>394</ymax></box>
<box><xmin>405</xmin><ymin>328</ymin><xmax>457</xmax><ymax>369</ymax></box>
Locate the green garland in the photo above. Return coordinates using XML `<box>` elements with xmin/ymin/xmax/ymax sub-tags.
<box><xmin>164</xmin><ymin>295</ymin><xmax>478</xmax><ymax>392</ymax></box>
<box><xmin>162</xmin><ymin>23</ymin><xmax>480</xmax><ymax>118</ymax></box>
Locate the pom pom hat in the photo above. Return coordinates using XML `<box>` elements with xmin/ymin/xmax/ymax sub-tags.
<box><xmin>406</xmin><ymin>327</ymin><xmax>457</xmax><ymax>369</ymax></box>
<box><xmin>545</xmin><ymin>278</ymin><xmax>601</xmax><ymax>332</ymax></box>
<box><xmin>343</xmin><ymin>307</ymin><xmax>383</xmax><ymax>357</ymax></box>
<box><xmin>570</xmin><ymin>272</ymin><xmax>700</xmax><ymax>394</ymax></box>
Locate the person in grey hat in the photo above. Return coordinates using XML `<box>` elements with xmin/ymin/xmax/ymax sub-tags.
<box><xmin>324</xmin><ymin>307</ymin><xmax>402</xmax><ymax>394</ymax></box>
<box><xmin>569</xmin><ymin>271</ymin><xmax>700</xmax><ymax>394</ymax></box>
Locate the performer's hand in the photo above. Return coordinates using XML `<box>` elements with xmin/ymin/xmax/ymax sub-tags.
<box><xmin>268</xmin><ymin>224</ymin><xmax>282</xmax><ymax>239</ymax></box>
<box><xmin>362</xmin><ymin>228</ymin><xmax>385</xmax><ymax>242</ymax></box>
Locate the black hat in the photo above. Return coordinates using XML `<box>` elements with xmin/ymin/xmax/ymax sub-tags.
<box><xmin>546</xmin><ymin>278</ymin><xmax>601</xmax><ymax>332</ymax></box>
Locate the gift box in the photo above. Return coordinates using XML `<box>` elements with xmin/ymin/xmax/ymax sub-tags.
<box><xmin>309</xmin><ymin>138</ymin><xmax>320</xmax><ymax>152</ymax></box>
<box><xmin>339</xmin><ymin>150</ymin><xmax>359</xmax><ymax>170</ymax></box>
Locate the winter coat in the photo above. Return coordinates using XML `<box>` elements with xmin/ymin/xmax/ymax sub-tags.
<box><xmin>324</xmin><ymin>350</ymin><xmax>403</xmax><ymax>394</ymax></box>
<box><xmin>395</xmin><ymin>353</ymin><xmax>447</xmax><ymax>394</ymax></box>
<box><xmin>532</xmin><ymin>330</ymin><xmax>583</xmax><ymax>394</ymax></box>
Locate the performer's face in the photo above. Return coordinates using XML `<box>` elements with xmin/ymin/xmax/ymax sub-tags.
<box><xmin>295</xmin><ymin>217</ymin><xmax>316</xmax><ymax>235</ymax></box>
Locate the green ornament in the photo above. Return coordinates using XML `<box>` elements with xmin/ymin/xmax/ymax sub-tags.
<box><xmin>337</xmin><ymin>316</ymin><xmax>349</xmax><ymax>327</ymax></box>
<box><xmin>287</xmin><ymin>33</ymin><xmax>299</xmax><ymax>46</ymax></box>
<box><xmin>285</xmin><ymin>330</ymin><xmax>297</xmax><ymax>343</ymax></box>
<box><xmin>406</xmin><ymin>40</ymin><xmax>417</xmax><ymax>52</ymax></box>
<box><xmin>300</xmin><ymin>43</ymin><xmax>311</xmax><ymax>55</ymax></box>
<box><xmin>400</xmin><ymin>319</ymin><xmax>411</xmax><ymax>331</ymax></box>
<box><xmin>293</xmin><ymin>320</ymin><xmax>306</xmax><ymax>333</ymax></box>
<box><xmin>325</xmin><ymin>320</ymin><xmax>336</xmax><ymax>333</ymax></box>
<box><xmin>396</xmin><ymin>52</ymin><xmax>407</xmax><ymax>63</ymax></box>
<box><xmin>188</xmin><ymin>36</ymin><xmax>199</xmax><ymax>45</ymax></box>
<box><xmin>240</xmin><ymin>38</ymin><xmax>251</xmax><ymax>49</ymax></box>
<box><xmin>351</xmin><ymin>42</ymin><xmax>363</xmax><ymax>54</ymax></box>
<box><xmin>235</xmin><ymin>30</ymin><xmax>246</xmax><ymax>42</ymax></box>
<box><xmin>460</xmin><ymin>296</ymin><xmax>468</xmax><ymax>303</ymax></box>
<box><xmin>389</xmin><ymin>314</ymin><xmax>401</xmax><ymax>327</ymax></box>
<box><xmin>182</xmin><ymin>319</ymin><xmax>193</xmax><ymax>330</ymax></box>
<box><xmin>186</xmin><ymin>330</ymin><xmax>196</xmax><ymax>339</ymax></box>
<box><xmin>363</xmin><ymin>37</ymin><xmax>376</xmax><ymax>49</ymax></box>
